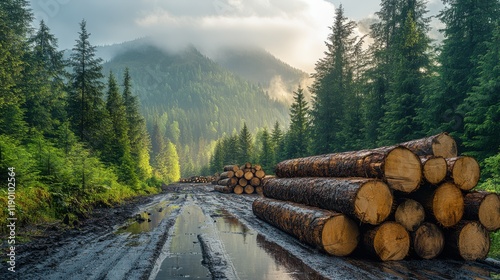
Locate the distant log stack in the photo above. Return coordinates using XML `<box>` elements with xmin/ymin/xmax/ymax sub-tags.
<box><xmin>252</xmin><ymin>133</ymin><xmax>499</xmax><ymax>262</ymax></box>
<box><xmin>179</xmin><ymin>175</ymin><xmax>216</xmax><ymax>184</ymax></box>
<box><xmin>213</xmin><ymin>163</ymin><xmax>266</xmax><ymax>195</ymax></box>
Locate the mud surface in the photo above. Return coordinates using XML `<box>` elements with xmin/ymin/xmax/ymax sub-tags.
<box><xmin>3</xmin><ymin>184</ymin><xmax>500</xmax><ymax>280</ymax></box>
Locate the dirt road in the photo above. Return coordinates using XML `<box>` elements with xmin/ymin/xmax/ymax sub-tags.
<box><xmin>5</xmin><ymin>184</ymin><xmax>500</xmax><ymax>279</ymax></box>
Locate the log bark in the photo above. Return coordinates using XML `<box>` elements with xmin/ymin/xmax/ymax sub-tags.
<box><xmin>410</xmin><ymin>183</ymin><xmax>463</xmax><ymax>228</ymax></box>
<box><xmin>214</xmin><ymin>185</ymin><xmax>234</xmax><ymax>194</ymax></box>
<box><xmin>219</xmin><ymin>171</ymin><xmax>235</xmax><ymax>179</ymax></box>
<box><xmin>411</xmin><ymin>222</ymin><xmax>444</xmax><ymax>259</ymax></box>
<box><xmin>244</xmin><ymin>185</ymin><xmax>255</xmax><ymax>194</ymax></box>
<box><xmin>421</xmin><ymin>156</ymin><xmax>447</xmax><ymax>185</ymax></box>
<box><xmin>218</xmin><ymin>177</ymin><xmax>238</xmax><ymax>187</ymax></box>
<box><xmin>252</xmin><ymin>197</ymin><xmax>360</xmax><ymax>256</ymax></box>
<box><xmin>395</xmin><ymin>199</ymin><xmax>425</xmax><ymax>232</ymax></box>
<box><xmin>274</xmin><ymin>146</ymin><xmax>422</xmax><ymax>193</ymax></box>
<box><xmin>224</xmin><ymin>165</ymin><xmax>239</xmax><ymax>172</ymax></box>
<box><xmin>464</xmin><ymin>191</ymin><xmax>500</xmax><ymax>231</ymax></box>
<box><xmin>262</xmin><ymin>177</ymin><xmax>393</xmax><ymax>225</ymax></box>
<box><xmin>444</xmin><ymin>221</ymin><xmax>490</xmax><ymax>261</ymax></box>
<box><xmin>446</xmin><ymin>157</ymin><xmax>480</xmax><ymax>191</ymax></box>
<box><xmin>255</xmin><ymin>186</ymin><xmax>263</xmax><ymax>195</ymax></box>
<box><xmin>400</xmin><ymin>132</ymin><xmax>457</xmax><ymax>158</ymax></box>
<box><xmin>234</xmin><ymin>185</ymin><xmax>244</xmax><ymax>195</ymax></box>
<box><xmin>363</xmin><ymin>221</ymin><xmax>410</xmax><ymax>261</ymax></box>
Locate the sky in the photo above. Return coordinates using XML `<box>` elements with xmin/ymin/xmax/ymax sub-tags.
<box><xmin>29</xmin><ymin>0</ymin><xmax>444</xmax><ymax>73</ymax></box>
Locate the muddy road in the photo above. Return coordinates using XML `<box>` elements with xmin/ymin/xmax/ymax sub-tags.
<box><xmin>6</xmin><ymin>184</ymin><xmax>500</xmax><ymax>279</ymax></box>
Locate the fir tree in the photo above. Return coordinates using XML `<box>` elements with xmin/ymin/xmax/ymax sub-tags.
<box><xmin>286</xmin><ymin>85</ymin><xmax>310</xmax><ymax>158</ymax></box>
<box><xmin>259</xmin><ymin>128</ymin><xmax>275</xmax><ymax>173</ymax></box>
<box><xmin>237</xmin><ymin>123</ymin><xmax>253</xmax><ymax>164</ymax></box>
<box><xmin>271</xmin><ymin>121</ymin><xmax>285</xmax><ymax>163</ymax></box>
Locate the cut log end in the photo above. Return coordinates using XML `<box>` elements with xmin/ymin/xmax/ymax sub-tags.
<box><xmin>384</xmin><ymin>147</ymin><xmax>422</xmax><ymax>193</ymax></box>
<box><xmin>432</xmin><ymin>133</ymin><xmax>458</xmax><ymax>158</ymax></box>
<box><xmin>244</xmin><ymin>185</ymin><xmax>255</xmax><ymax>194</ymax></box>
<box><xmin>355</xmin><ymin>180</ymin><xmax>393</xmax><ymax>225</ymax></box>
<box><xmin>413</xmin><ymin>223</ymin><xmax>444</xmax><ymax>259</ymax></box>
<box><xmin>322</xmin><ymin>215</ymin><xmax>360</xmax><ymax>256</ymax></box>
<box><xmin>369</xmin><ymin>222</ymin><xmax>410</xmax><ymax>261</ymax></box>
<box><xmin>433</xmin><ymin>183</ymin><xmax>464</xmax><ymax>228</ymax></box>
<box><xmin>234</xmin><ymin>185</ymin><xmax>244</xmax><ymax>195</ymax></box>
<box><xmin>395</xmin><ymin>199</ymin><xmax>425</xmax><ymax>232</ymax></box>
<box><xmin>422</xmin><ymin>157</ymin><xmax>447</xmax><ymax>185</ymax></box>
<box><xmin>451</xmin><ymin>157</ymin><xmax>480</xmax><ymax>191</ymax></box>
<box><xmin>458</xmin><ymin>222</ymin><xmax>490</xmax><ymax>261</ymax></box>
<box><xmin>479</xmin><ymin>193</ymin><xmax>500</xmax><ymax>231</ymax></box>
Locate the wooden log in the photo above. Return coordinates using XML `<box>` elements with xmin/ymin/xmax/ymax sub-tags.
<box><xmin>254</xmin><ymin>164</ymin><xmax>262</xmax><ymax>171</ymax></box>
<box><xmin>218</xmin><ymin>177</ymin><xmax>238</xmax><ymax>187</ymax></box>
<box><xmin>464</xmin><ymin>191</ymin><xmax>500</xmax><ymax>231</ymax></box>
<box><xmin>244</xmin><ymin>185</ymin><xmax>255</xmax><ymax>194</ymax></box>
<box><xmin>252</xmin><ymin>197</ymin><xmax>360</xmax><ymax>256</ymax></box>
<box><xmin>219</xmin><ymin>171</ymin><xmax>235</xmax><ymax>179</ymax></box>
<box><xmin>421</xmin><ymin>156</ymin><xmax>447</xmax><ymax>185</ymax></box>
<box><xmin>234</xmin><ymin>185</ymin><xmax>244</xmax><ymax>195</ymax></box>
<box><xmin>244</xmin><ymin>171</ymin><xmax>254</xmax><ymax>181</ymax></box>
<box><xmin>363</xmin><ymin>221</ymin><xmax>410</xmax><ymax>261</ymax></box>
<box><xmin>244</xmin><ymin>162</ymin><xmax>252</xmax><ymax>169</ymax></box>
<box><xmin>274</xmin><ymin>146</ymin><xmax>422</xmax><ymax>193</ymax></box>
<box><xmin>238</xmin><ymin>178</ymin><xmax>248</xmax><ymax>187</ymax></box>
<box><xmin>255</xmin><ymin>186</ymin><xmax>263</xmax><ymax>195</ymax></box>
<box><xmin>446</xmin><ymin>157</ymin><xmax>480</xmax><ymax>191</ymax></box>
<box><xmin>255</xmin><ymin>170</ymin><xmax>266</xmax><ymax>179</ymax></box>
<box><xmin>445</xmin><ymin>221</ymin><xmax>490</xmax><ymax>261</ymax></box>
<box><xmin>214</xmin><ymin>185</ymin><xmax>233</xmax><ymax>194</ymax></box>
<box><xmin>262</xmin><ymin>177</ymin><xmax>393</xmax><ymax>225</ymax></box>
<box><xmin>400</xmin><ymin>132</ymin><xmax>457</xmax><ymax>158</ymax></box>
<box><xmin>410</xmin><ymin>183</ymin><xmax>463</xmax><ymax>228</ymax></box>
<box><xmin>224</xmin><ymin>165</ymin><xmax>239</xmax><ymax>172</ymax></box>
<box><xmin>250</xmin><ymin>177</ymin><xmax>261</xmax><ymax>187</ymax></box>
<box><xmin>235</xmin><ymin>169</ymin><xmax>244</xmax><ymax>178</ymax></box>
<box><xmin>395</xmin><ymin>199</ymin><xmax>425</xmax><ymax>232</ymax></box>
<box><xmin>412</xmin><ymin>222</ymin><xmax>444</xmax><ymax>259</ymax></box>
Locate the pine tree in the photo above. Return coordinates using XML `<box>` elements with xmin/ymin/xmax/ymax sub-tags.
<box><xmin>259</xmin><ymin>128</ymin><xmax>274</xmax><ymax>173</ymax></box>
<box><xmin>462</xmin><ymin>23</ymin><xmax>500</xmax><ymax>161</ymax></box>
<box><xmin>68</xmin><ymin>19</ymin><xmax>106</xmax><ymax>148</ymax></box>
<box><xmin>286</xmin><ymin>85</ymin><xmax>310</xmax><ymax>158</ymax></box>
<box><xmin>237</xmin><ymin>123</ymin><xmax>253</xmax><ymax>164</ymax></box>
<box><xmin>271</xmin><ymin>121</ymin><xmax>285</xmax><ymax>164</ymax></box>
<box><xmin>210</xmin><ymin>139</ymin><xmax>225</xmax><ymax>173</ymax></box>
<box><xmin>427</xmin><ymin>0</ymin><xmax>500</xmax><ymax>143</ymax></box>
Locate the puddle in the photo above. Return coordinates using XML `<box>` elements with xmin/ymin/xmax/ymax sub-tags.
<box><xmin>154</xmin><ymin>204</ymin><xmax>211</xmax><ymax>279</ymax></box>
<box><xmin>116</xmin><ymin>201</ymin><xmax>178</xmax><ymax>235</ymax></box>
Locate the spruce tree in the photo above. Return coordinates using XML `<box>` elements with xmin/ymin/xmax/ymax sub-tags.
<box><xmin>237</xmin><ymin>123</ymin><xmax>253</xmax><ymax>164</ymax></box>
<box><xmin>68</xmin><ymin>19</ymin><xmax>106</xmax><ymax>148</ymax></box>
<box><xmin>154</xmin><ymin>141</ymin><xmax>180</xmax><ymax>183</ymax></box>
<box><xmin>271</xmin><ymin>121</ymin><xmax>285</xmax><ymax>163</ymax></box>
<box><xmin>259</xmin><ymin>128</ymin><xmax>275</xmax><ymax>173</ymax></box>
<box><xmin>286</xmin><ymin>85</ymin><xmax>310</xmax><ymax>158</ymax></box>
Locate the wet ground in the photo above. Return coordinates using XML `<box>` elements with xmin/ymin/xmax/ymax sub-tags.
<box><xmin>5</xmin><ymin>184</ymin><xmax>500</xmax><ymax>279</ymax></box>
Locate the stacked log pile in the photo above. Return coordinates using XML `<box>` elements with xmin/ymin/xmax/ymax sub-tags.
<box><xmin>179</xmin><ymin>175</ymin><xmax>216</xmax><ymax>184</ymax></box>
<box><xmin>253</xmin><ymin>133</ymin><xmax>499</xmax><ymax>261</ymax></box>
<box><xmin>213</xmin><ymin>163</ymin><xmax>266</xmax><ymax>195</ymax></box>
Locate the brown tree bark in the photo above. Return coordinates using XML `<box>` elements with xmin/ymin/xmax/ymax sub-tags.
<box><xmin>219</xmin><ymin>171</ymin><xmax>235</xmax><ymax>179</ymax></box>
<box><xmin>224</xmin><ymin>165</ymin><xmax>240</xmax><ymax>172</ymax></box>
<box><xmin>410</xmin><ymin>183</ymin><xmax>463</xmax><ymax>228</ymax></box>
<box><xmin>218</xmin><ymin>177</ymin><xmax>238</xmax><ymax>187</ymax></box>
<box><xmin>421</xmin><ymin>156</ymin><xmax>447</xmax><ymax>185</ymax></box>
<box><xmin>394</xmin><ymin>199</ymin><xmax>425</xmax><ymax>232</ymax></box>
<box><xmin>214</xmin><ymin>185</ymin><xmax>234</xmax><ymax>194</ymax></box>
<box><xmin>411</xmin><ymin>222</ymin><xmax>444</xmax><ymax>259</ymax></box>
<box><xmin>262</xmin><ymin>177</ymin><xmax>393</xmax><ymax>225</ymax></box>
<box><xmin>274</xmin><ymin>146</ymin><xmax>422</xmax><ymax>193</ymax></box>
<box><xmin>399</xmin><ymin>132</ymin><xmax>457</xmax><ymax>158</ymax></box>
<box><xmin>363</xmin><ymin>221</ymin><xmax>410</xmax><ymax>261</ymax></box>
<box><xmin>446</xmin><ymin>157</ymin><xmax>480</xmax><ymax>191</ymax></box>
<box><xmin>464</xmin><ymin>191</ymin><xmax>500</xmax><ymax>231</ymax></box>
<box><xmin>444</xmin><ymin>221</ymin><xmax>490</xmax><ymax>261</ymax></box>
<box><xmin>252</xmin><ymin>197</ymin><xmax>360</xmax><ymax>257</ymax></box>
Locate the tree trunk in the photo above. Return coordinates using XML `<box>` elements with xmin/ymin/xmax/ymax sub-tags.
<box><xmin>219</xmin><ymin>171</ymin><xmax>235</xmax><ymax>179</ymax></box>
<box><xmin>218</xmin><ymin>177</ymin><xmax>238</xmax><ymax>187</ymax></box>
<box><xmin>395</xmin><ymin>199</ymin><xmax>425</xmax><ymax>232</ymax></box>
<box><xmin>250</xmin><ymin>177</ymin><xmax>261</xmax><ymax>187</ymax></box>
<box><xmin>262</xmin><ymin>177</ymin><xmax>393</xmax><ymax>225</ymax></box>
<box><xmin>363</xmin><ymin>221</ymin><xmax>410</xmax><ymax>261</ymax></box>
<box><xmin>464</xmin><ymin>191</ymin><xmax>500</xmax><ymax>231</ymax></box>
<box><xmin>274</xmin><ymin>146</ymin><xmax>422</xmax><ymax>193</ymax></box>
<box><xmin>224</xmin><ymin>165</ymin><xmax>239</xmax><ymax>172</ymax></box>
<box><xmin>255</xmin><ymin>186</ymin><xmax>263</xmax><ymax>195</ymax></box>
<box><xmin>410</xmin><ymin>183</ymin><xmax>463</xmax><ymax>228</ymax></box>
<box><xmin>399</xmin><ymin>132</ymin><xmax>457</xmax><ymax>158</ymax></box>
<box><xmin>233</xmin><ymin>185</ymin><xmax>244</xmax><ymax>195</ymax></box>
<box><xmin>444</xmin><ymin>221</ymin><xmax>490</xmax><ymax>261</ymax></box>
<box><xmin>244</xmin><ymin>185</ymin><xmax>255</xmax><ymax>194</ymax></box>
<box><xmin>252</xmin><ymin>197</ymin><xmax>360</xmax><ymax>257</ymax></box>
<box><xmin>421</xmin><ymin>156</ymin><xmax>447</xmax><ymax>185</ymax></box>
<box><xmin>446</xmin><ymin>157</ymin><xmax>480</xmax><ymax>191</ymax></box>
<box><xmin>411</xmin><ymin>222</ymin><xmax>444</xmax><ymax>259</ymax></box>
<box><xmin>214</xmin><ymin>185</ymin><xmax>233</xmax><ymax>194</ymax></box>
<box><xmin>255</xmin><ymin>170</ymin><xmax>266</xmax><ymax>179</ymax></box>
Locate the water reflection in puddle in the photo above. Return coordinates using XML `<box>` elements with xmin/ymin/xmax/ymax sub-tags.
<box><xmin>117</xmin><ymin>201</ymin><xmax>177</xmax><ymax>235</ymax></box>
